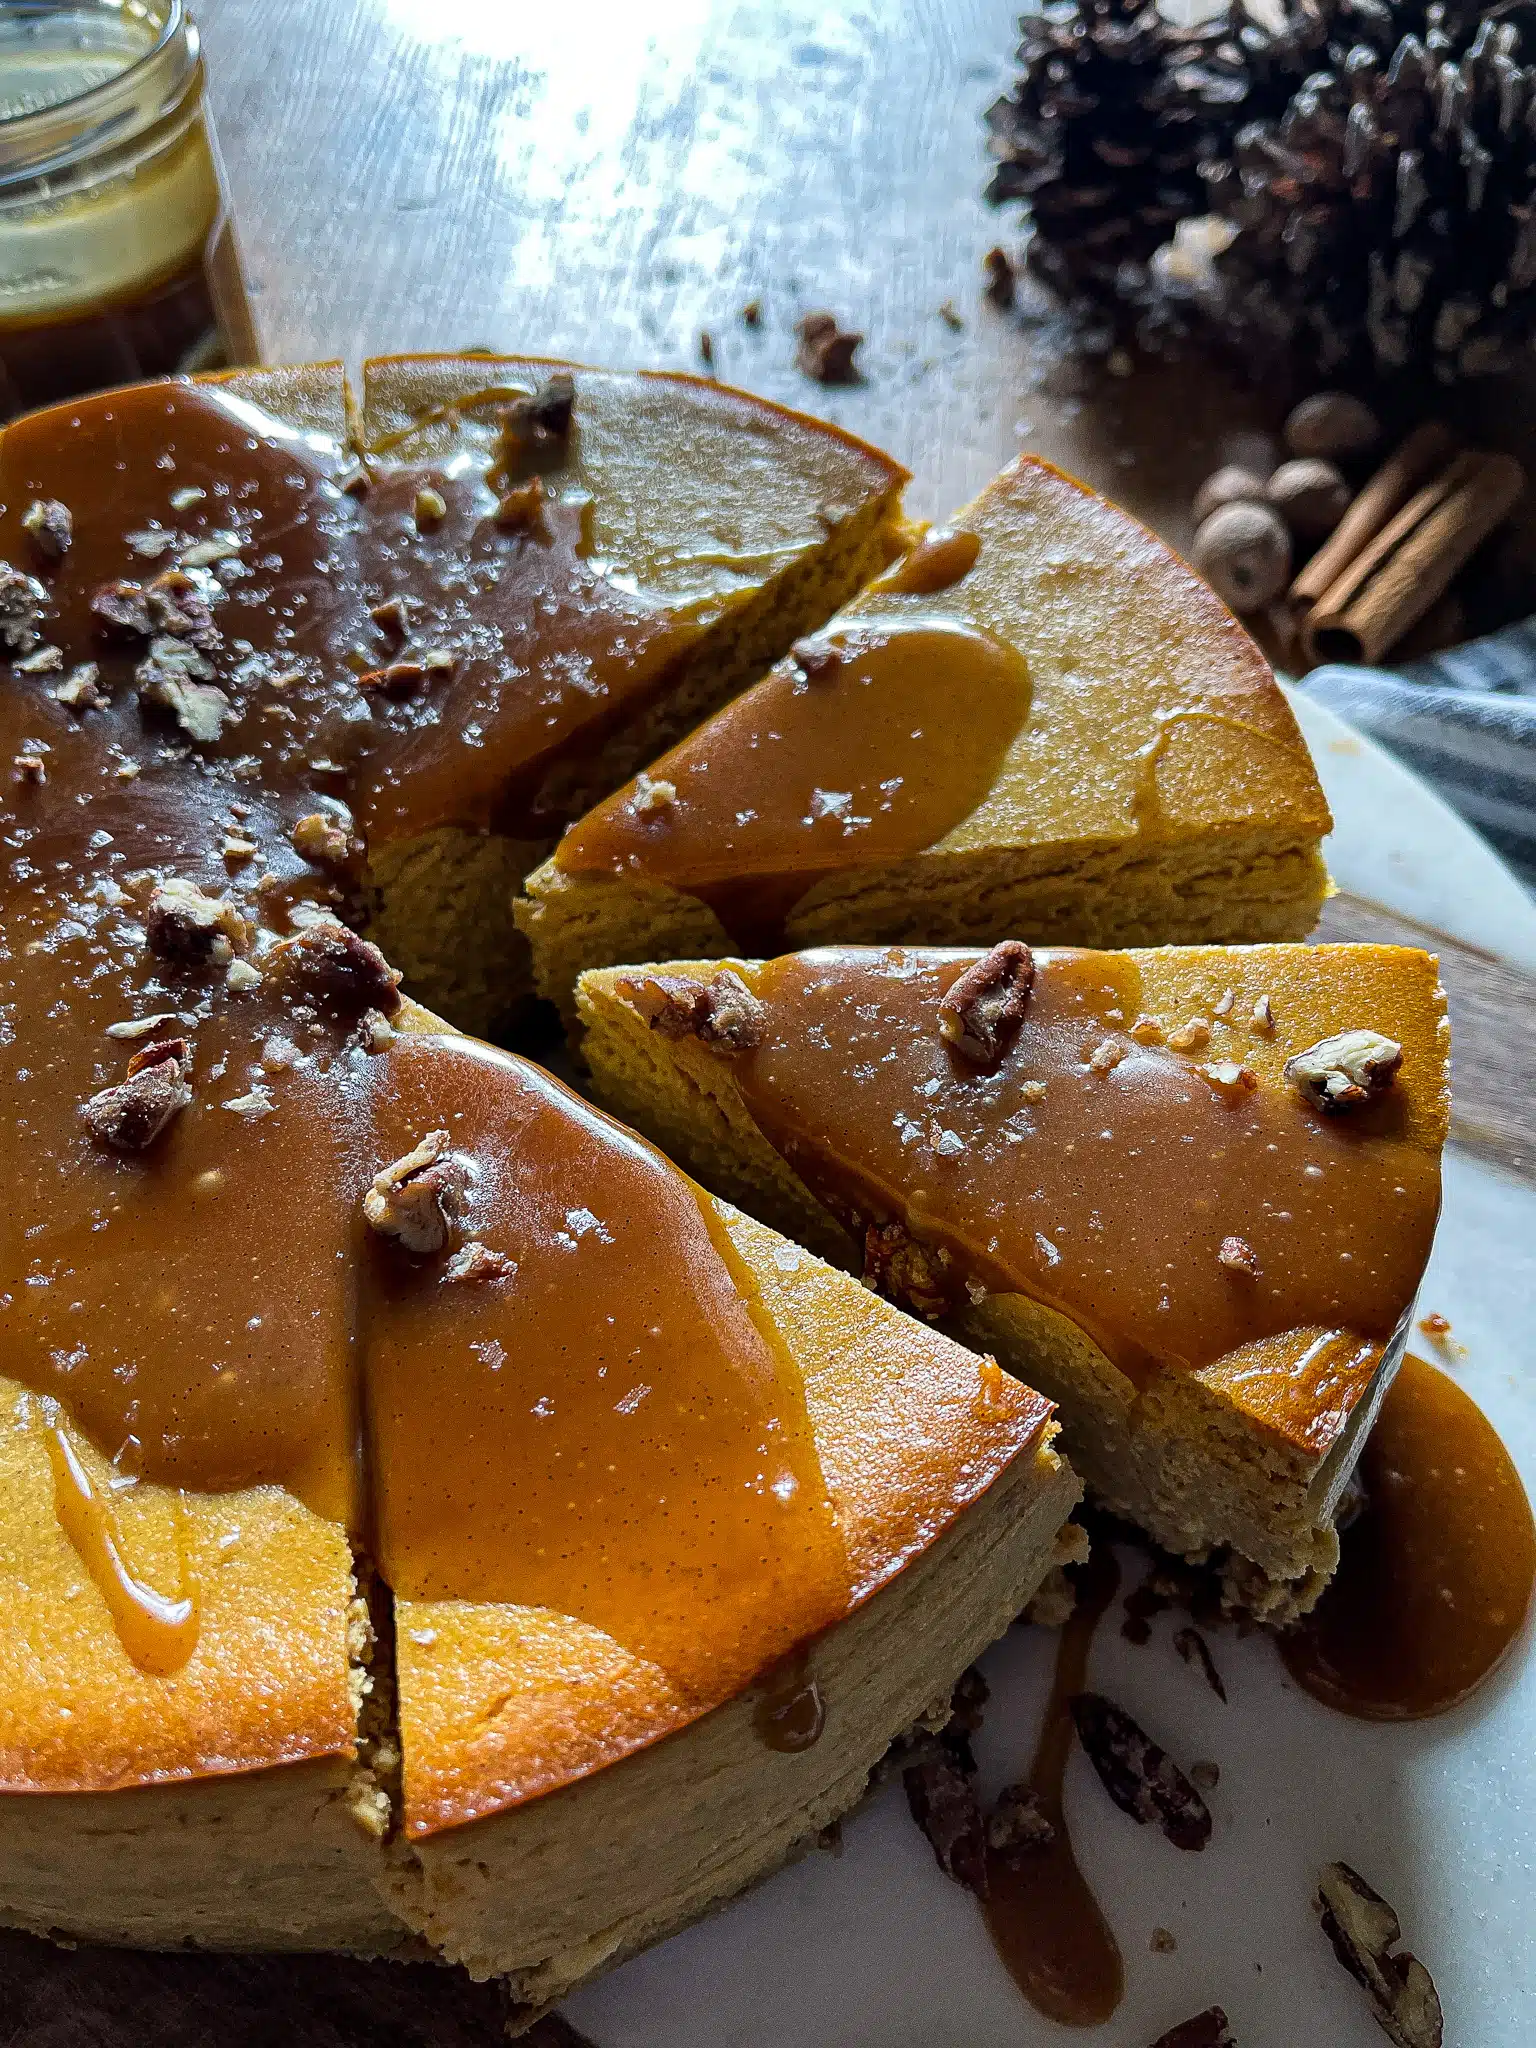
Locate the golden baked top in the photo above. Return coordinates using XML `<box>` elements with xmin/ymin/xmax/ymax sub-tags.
<box><xmin>552</xmin><ymin>455</ymin><xmax>1332</xmax><ymax>939</ymax></box>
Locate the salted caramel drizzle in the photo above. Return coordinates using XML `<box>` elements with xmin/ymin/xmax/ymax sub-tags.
<box><xmin>730</xmin><ymin>948</ymin><xmax>1439</xmax><ymax>1390</ymax></box>
<box><xmin>43</xmin><ymin>1415</ymin><xmax>201</xmax><ymax>1678</ymax></box>
<box><xmin>1281</xmin><ymin>1354</ymin><xmax>1536</xmax><ymax>1719</ymax></box>
<box><xmin>984</xmin><ymin>1544</ymin><xmax>1123</xmax><ymax>2024</ymax></box>
<box><xmin>0</xmin><ymin>381</ymin><xmax>855</xmax><ymax>1692</ymax></box>
<box><xmin>554</xmin><ymin>617</ymin><xmax>1031</xmax><ymax>950</ymax></box>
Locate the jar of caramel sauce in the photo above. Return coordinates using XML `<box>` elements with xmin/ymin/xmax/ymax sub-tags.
<box><xmin>0</xmin><ymin>0</ymin><xmax>256</xmax><ymax>416</ymax></box>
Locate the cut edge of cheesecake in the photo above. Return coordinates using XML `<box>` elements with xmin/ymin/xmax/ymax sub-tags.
<box><xmin>574</xmin><ymin>942</ymin><xmax>1450</xmax><ymax>1621</ymax></box>
<box><xmin>517</xmin><ymin>454</ymin><xmax>1334</xmax><ymax>1019</ymax></box>
<box><xmin>354</xmin><ymin>354</ymin><xmax>912</xmax><ymax>1035</ymax></box>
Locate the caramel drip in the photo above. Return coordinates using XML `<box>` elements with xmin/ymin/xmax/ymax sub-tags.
<box><xmin>752</xmin><ymin>1646</ymin><xmax>827</xmax><ymax>1753</ymax></box>
<box><xmin>733</xmin><ymin>949</ymin><xmax>1439</xmax><ymax>1389</ymax></box>
<box><xmin>362</xmin><ymin>1035</ymin><xmax>850</xmax><ymax>1695</ymax></box>
<box><xmin>1281</xmin><ymin>1355</ymin><xmax>1535</xmax><ymax>1719</ymax></box>
<box><xmin>43</xmin><ymin>1417</ymin><xmax>200</xmax><ymax>1677</ymax></box>
<box><xmin>871</xmin><ymin>526</ymin><xmax>981</xmax><ymax>595</ymax></box>
<box><xmin>553</xmin><ymin>617</ymin><xmax>1031</xmax><ymax>949</ymax></box>
<box><xmin>984</xmin><ymin>1544</ymin><xmax>1123</xmax><ymax>2025</ymax></box>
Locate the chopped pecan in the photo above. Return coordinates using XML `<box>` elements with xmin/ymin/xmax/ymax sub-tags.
<box><xmin>1317</xmin><ymin>1862</ymin><xmax>1442</xmax><ymax>2048</ymax></box>
<box><xmin>89</xmin><ymin>578</ymin><xmax>152</xmax><ymax>637</ymax></box>
<box><xmin>291</xmin><ymin>810</ymin><xmax>354</xmax><ymax>866</ymax></box>
<box><xmin>413</xmin><ymin>485</ymin><xmax>447</xmax><ymax>528</ymax></box>
<box><xmin>862</xmin><ymin>1218</ymin><xmax>951</xmax><ymax>1319</ymax></box>
<box><xmin>0</xmin><ymin>562</ymin><xmax>48</xmax><ymax>651</ymax></box>
<box><xmin>1285</xmin><ymin>1030</ymin><xmax>1403</xmax><ymax>1114</ymax></box>
<box><xmin>15</xmin><ymin>643</ymin><xmax>62</xmax><ymax>674</ymax></box>
<box><xmin>357</xmin><ymin>659</ymin><xmax>427</xmax><ymax>696</ymax></box>
<box><xmin>937</xmin><ymin>941</ymin><xmax>1035</xmax><ymax>1072</ymax></box>
<box><xmin>1147</xmin><ymin>2010</ymin><xmax>1235</xmax><ymax>2048</ymax></box>
<box><xmin>630</xmin><ymin>772</ymin><xmax>676</xmax><ymax>817</ymax></box>
<box><xmin>51</xmin><ymin>662</ymin><xmax>107</xmax><ymax>712</ymax></box>
<box><xmin>789</xmin><ymin>636</ymin><xmax>839</xmax><ymax>682</ymax></box>
<box><xmin>501</xmin><ymin>370</ymin><xmax>576</xmax><ymax>441</ymax></box>
<box><xmin>137</xmin><ymin>638</ymin><xmax>232</xmax><ymax>743</ymax></box>
<box><xmin>443</xmin><ymin>1240</ymin><xmax>516</xmax><ymax>1284</ymax></box>
<box><xmin>146</xmin><ymin>877</ymin><xmax>252</xmax><ymax>964</ymax></box>
<box><xmin>363</xmin><ymin>1130</ymin><xmax>469</xmax><ymax>1255</ymax></box>
<box><xmin>146</xmin><ymin>567</ymin><xmax>220</xmax><ymax>646</ymax></box>
<box><xmin>82</xmin><ymin>1038</ymin><xmax>192</xmax><ymax>1152</ymax></box>
<box><xmin>796</xmin><ymin>311</ymin><xmax>863</xmax><ymax>384</ymax></box>
<box><xmin>1217</xmin><ymin>1234</ymin><xmax>1259</xmax><ymax>1278</ymax></box>
<box><xmin>1069</xmin><ymin>1693</ymin><xmax>1212</xmax><ymax>1852</ymax></box>
<box><xmin>986</xmin><ymin>1782</ymin><xmax>1056</xmax><ymax>1860</ymax></box>
<box><xmin>1173</xmin><ymin>1626</ymin><xmax>1227</xmax><ymax>1703</ymax></box>
<box><xmin>631</xmin><ymin>968</ymin><xmax>765</xmax><ymax>1053</ymax></box>
<box><xmin>903</xmin><ymin>1733</ymin><xmax>989</xmax><ymax>1898</ymax></box>
<box><xmin>266</xmin><ymin>920</ymin><xmax>402</xmax><ymax>1017</ymax></box>
<box><xmin>494</xmin><ymin>474</ymin><xmax>547</xmax><ymax>530</ymax></box>
<box><xmin>368</xmin><ymin>595</ymin><xmax>412</xmax><ymax>645</ymax></box>
<box><xmin>22</xmin><ymin>498</ymin><xmax>72</xmax><ymax>561</ymax></box>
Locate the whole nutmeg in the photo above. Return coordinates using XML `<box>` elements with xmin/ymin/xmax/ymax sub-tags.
<box><xmin>1265</xmin><ymin>457</ymin><xmax>1350</xmax><ymax>541</ymax></box>
<box><xmin>1191</xmin><ymin>465</ymin><xmax>1268</xmax><ymax>527</ymax></box>
<box><xmin>1191</xmin><ymin>501</ymin><xmax>1292</xmax><ymax>612</ymax></box>
<box><xmin>1284</xmin><ymin>392</ymin><xmax>1381</xmax><ymax>461</ymax></box>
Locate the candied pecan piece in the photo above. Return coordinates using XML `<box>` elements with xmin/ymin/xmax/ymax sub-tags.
<box><xmin>862</xmin><ymin>1218</ymin><xmax>951</xmax><ymax>1319</ymax></box>
<box><xmin>146</xmin><ymin>876</ymin><xmax>252</xmax><ymax>964</ymax></box>
<box><xmin>0</xmin><ymin>562</ymin><xmax>49</xmax><ymax>651</ymax></box>
<box><xmin>1173</xmin><ymin>1626</ymin><xmax>1227</xmax><ymax>1703</ymax></box>
<box><xmin>1317</xmin><ymin>1862</ymin><xmax>1443</xmax><ymax>2048</ymax></box>
<box><xmin>1285</xmin><ymin>1030</ymin><xmax>1403</xmax><ymax>1113</ymax></box>
<box><xmin>368</xmin><ymin>595</ymin><xmax>412</xmax><ymax>645</ymax></box>
<box><xmin>363</xmin><ymin>1130</ymin><xmax>469</xmax><ymax>1255</ymax></box>
<box><xmin>986</xmin><ymin>1782</ymin><xmax>1056</xmax><ymax>1860</ymax></box>
<box><xmin>267</xmin><ymin>921</ymin><xmax>402</xmax><ymax>1018</ymax></box>
<box><xmin>443</xmin><ymin>1240</ymin><xmax>516</xmax><ymax>1285</ymax></box>
<box><xmin>1217</xmin><ymin>1234</ymin><xmax>1259</xmax><ymax>1278</ymax></box>
<box><xmin>796</xmin><ymin>311</ymin><xmax>863</xmax><ymax>384</ymax></box>
<box><xmin>903</xmin><ymin>1733</ymin><xmax>989</xmax><ymax>1898</ymax></box>
<box><xmin>22</xmin><ymin>498</ymin><xmax>72</xmax><ymax>561</ymax></box>
<box><xmin>938</xmin><ymin>941</ymin><xmax>1035</xmax><ymax>1072</ymax></box>
<box><xmin>81</xmin><ymin>1038</ymin><xmax>192</xmax><ymax>1153</ymax></box>
<box><xmin>90</xmin><ymin>578</ymin><xmax>152</xmax><ymax>637</ymax></box>
<box><xmin>629</xmin><ymin>968</ymin><xmax>765</xmax><ymax>1053</ymax></box>
<box><xmin>1069</xmin><ymin>1693</ymin><xmax>1212</xmax><ymax>1852</ymax></box>
<box><xmin>1147</xmin><ymin>2010</ymin><xmax>1235</xmax><ymax>2048</ymax></box>
<box><xmin>357</xmin><ymin>660</ymin><xmax>427</xmax><ymax>696</ymax></box>
<box><xmin>503</xmin><ymin>369</ymin><xmax>575</xmax><ymax>439</ymax></box>
<box><xmin>291</xmin><ymin>810</ymin><xmax>354</xmax><ymax>866</ymax></box>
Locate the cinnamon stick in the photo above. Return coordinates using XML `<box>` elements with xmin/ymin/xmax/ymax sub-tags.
<box><xmin>1290</xmin><ymin>421</ymin><xmax>1460</xmax><ymax>608</ymax></box>
<box><xmin>1302</xmin><ymin>451</ymin><xmax>1525</xmax><ymax>667</ymax></box>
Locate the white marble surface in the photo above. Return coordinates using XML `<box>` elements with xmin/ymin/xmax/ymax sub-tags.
<box><xmin>567</xmin><ymin>701</ymin><xmax>1536</xmax><ymax>2048</ymax></box>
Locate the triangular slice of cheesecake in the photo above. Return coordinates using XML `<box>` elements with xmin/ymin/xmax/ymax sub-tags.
<box><xmin>519</xmin><ymin>456</ymin><xmax>1333</xmax><ymax>1013</ymax></box>
<box><xmin>576</xmin><ymin>940</ymin><xmax>1449</xmax><ymax>1618</ymax></box>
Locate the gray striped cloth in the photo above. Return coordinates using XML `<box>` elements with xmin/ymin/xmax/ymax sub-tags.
<box><xmin>1304</xmin><ymin>622</ymin><xmax>1536</xmax><ymax>888</ymax></box>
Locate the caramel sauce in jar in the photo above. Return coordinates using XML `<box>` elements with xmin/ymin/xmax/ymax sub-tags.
<box><xmin>984</xmin><ymin>1545</ymin><xmax>1124</xmax><ymax>2025</ymax></box>
<box><xmin>553</xmin><ymin>616</ymin><xmax>1031</xmax><ymax>950</ymax></box>
<box><xmin>1281</xmin><ymin>1354</ymin><xmax>1535</xmax><ymax>1719</ymax></box>
<box><xmin>0</xmin><ymin>3</ymin><xmax>256</xmax><ymax>416</ymax></box>
<box><xmin>732</xmin><ymin>948</ymin><xmax>1439</xmax><ymax>1389</ymax></box>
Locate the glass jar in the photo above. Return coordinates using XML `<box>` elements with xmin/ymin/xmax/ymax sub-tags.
<box><xmin>0</xmin><ymin>0</ymin><xmax>257</xmax><ymax>417</ymax></box>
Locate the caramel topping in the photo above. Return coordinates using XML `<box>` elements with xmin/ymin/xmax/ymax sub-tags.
<box><xmin>730</xmin><ymin>949</ymin><xmax>1440</xmax><ymax>1388</ymax></box>
<box><xmin>555</xmin><ymin>618</ymin><xmax>1031</xmax><ymax>947</ymax></box>
<box><xmin>1281</xmin><ymin>1354</ymin><xmax>1535</xmax><ymax>1719</ymax></box>
<box><xmin>984</xmin><ymin>1543</ymin><xmax>1123</xmax><ymax>2024</ymax></box>
<box><xmin>362</xmin><ymin>1036</ymin><xmax>850</xmax><ymax>1698</ymax></box>
<box><xmin>43</xmin><ymin>1415</ymin><xmax>200</xmax><ymax>1678</ymax></box>
<box><xmin>871</xmin><ymin>525</ymin><xmax>981</xmax><ymax>595</ymax></box>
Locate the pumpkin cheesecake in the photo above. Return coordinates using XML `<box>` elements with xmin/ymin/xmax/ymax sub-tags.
<box><xmin>576</xmin><ymin>941</ymin><xmax>1449</xmax><ymax>1616</ymax></box>
<box><xmin>519</xmin><ymin>454</ymin><xmax>1333</xmax><ymax>1013</ymax></box>
<box><xmin>0</xmin><ymin>367</ymin><xmax>1078</xmax><ymax>1998</ymax></box>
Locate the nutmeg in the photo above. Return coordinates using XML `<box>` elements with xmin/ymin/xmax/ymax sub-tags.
<box><xmin>1284</xmin><ymin>392</ymin><xmax>1381</xmax><ymax>461</ymax></box>
<box><xmin>1191</xmin><ymin>465</ymin><xmax>1268</xmax><ymax>527</ymax></box>
<box><xmin>1190</xmin><ymin>501</ymin><xmax>1292</xmax><ymax>612</ymax></box>
<box><xmin>1265</xmin><ymin>457</ymin><xmax>1350</xmax><ymax>541</ymax></box>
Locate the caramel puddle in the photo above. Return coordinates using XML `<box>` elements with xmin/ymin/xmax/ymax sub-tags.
<box><xmin>1281</xmin><ymin>1354</ymin><xmax>1535</xmax><ymax>1719</ymax></box>
<box><xmin>44</xmin><ymin>1417</ymin><xmax>200</xmax><ymax>1678</ymax></box>
<box><xmin>984</xmin><ymin>1545</ymin><xmax>1124</xmax><ymax>2026</ymax></box>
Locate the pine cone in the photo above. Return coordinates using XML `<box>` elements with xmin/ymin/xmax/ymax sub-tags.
<box><xmin>1209</xmin><ymin>9</ymin><xmax>1536</xmax><ymax>381</ymax></box>
<box><xmin>985</xmin><ymin>0</ymin><xmax>1316</xmax><ymax>306</ymax></box>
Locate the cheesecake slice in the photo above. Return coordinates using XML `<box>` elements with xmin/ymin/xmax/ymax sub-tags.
<box><xmin>519</xmin><ymin>456</ymin><xmax>1333</xmax><ymax>1016</ymax></box>
<box><xmin>577</xmin><ymin>941</ymin><xmax>1449</xmax><ymax>1617</ymax></box>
